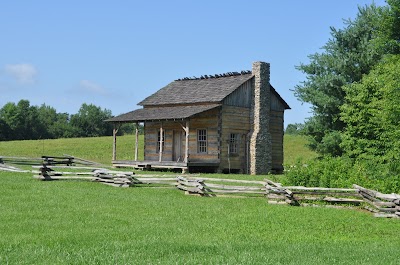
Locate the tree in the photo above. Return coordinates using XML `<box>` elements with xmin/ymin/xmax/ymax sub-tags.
<box><xmin>285</xmin><ymin>123</ymin><xmax>304</xmax><ymax>135</ymax></box>
<box><xmin>295</xmin><ymin>4</ymin><xmax>386</xmax><ymax>155</ymax></box>
<box><xmin>0</xmin><ymin>100</ymin><xmax>46</xmax><ymax>140</ymax></box>
<box><xmin>50</xmin><ymin>112</ymin><xmax>79</xmax><ymax>138</ymax></box>
<box><xmin>0</xmin><ymin>119</ymin><xmax>12</xmax><ymax>140</ymax></box>
<box><xmin>36</xmin><ymin>104</ymin><xmax>58</xmax><ymax>139</ymax></box>
<box><xmin>119</xmin><ymin>123</ymin><xmax>144</xmax><ymax>135</ymax></box>
<box><xmin>70</xmin><ymin>103</ymin><xmax>113</xmax><ymax>137</ymax></box>
<box><xmin>340</xmin><ymin>54</ymin><xmax>400</xmax><ymax>161</ymax></box>
<box><xmin>36</xmin><ymin>104</ymin><xmax>79</xmax><ymax>139</ymax></box>
<box><xmin>0</xmin><ymin>101</ymin><xmax>117</xmax><ymax>140</ymax></box>
<box><xmin>0</xmin><ymin>102</ymin><xmax>19</xmax><ymax>139</ymax></box>
<box><xmin>375</xmin><ymin>0</ymin><xmax>400</xmax><ymax>55</ymax></box>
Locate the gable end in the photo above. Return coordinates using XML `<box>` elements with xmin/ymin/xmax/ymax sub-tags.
<box><xmin>222</xmin><ymin>78</ymin><xmax>253</xmax><ymax>108</ymax></box>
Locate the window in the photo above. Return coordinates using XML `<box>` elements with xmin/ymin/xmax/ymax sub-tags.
<box><xmin>157</xmin><ymin>130</ymin><xmax>165</xmax><ymax>153</ymax></box>
<box><xmin>197</xmin><ymin>129</ymin><xmax>207</xmax><ymax>153</ymax></box>
<box><xmin>229</xmin><ymin>133</ymin><xmax>240</xmax><ymax>154</ymax></box>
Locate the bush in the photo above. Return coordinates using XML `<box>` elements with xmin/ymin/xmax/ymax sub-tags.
<box><xmin>317</xmin><ymin>131</ymin><xmax>343</xmax><ymax>157</ymax></box>
<box><xmin>284</xmin><ymin>156</ymin><xmax>400</xmax><ymax>194</ymax></box>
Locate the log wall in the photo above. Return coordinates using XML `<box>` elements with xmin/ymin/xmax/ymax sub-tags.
<box><xmin>271</xmin><ymin>92</ymin><xmax>287</xmax><ymax>111</ymax></box>
<box><xmin>219</xmin><ymin>105</ymin><xmax>251</xmax><ymax>172</ymax></box>
<box><xmin>144</xmin><ymin>108</ymin><xmax>220</xmax><ymax>163</ymax></box>
<box><xmin>270</xmin><ymin>110</ymin><xmax>284</xmax><ymax>172</ymax></box>
<box><xmin>143</xmin><ymin>105</ymin><xmax>284</xmax><ymax>172</ymax></box>
<box><xmin>144</xmin><ymin>121</ymin><xmax>181</xmax><ymax>161</ymax></box>
<box><xmin>222</xmin><ymin>78</ymin><xmax>253</xmax><ymax>108</ymax></box>
<box><xmin>188</xmin><ymin>108</ymin><xmax>219</xmax><ymax>162</ymax></box>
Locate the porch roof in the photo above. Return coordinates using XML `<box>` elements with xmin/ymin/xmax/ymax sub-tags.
<box><xmin>105</xmin><ymin>104</ymin><xmax>221</xmax><ymax>123</ymax></box>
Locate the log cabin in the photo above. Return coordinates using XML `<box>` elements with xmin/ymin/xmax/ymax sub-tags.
<box><xmin>106</xmin><ymin>61</ymin><xmax>290</xmax><ymax>174</ymax></box>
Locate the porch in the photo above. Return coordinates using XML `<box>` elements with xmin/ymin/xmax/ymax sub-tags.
<box><xmin>112</xmin><ymin>160</ymin><xmax>220</xmax><ymax>172</ymax></box>
<box><xmin>105</xmin><ymin>104</ymin><xmax>222</xmax><ymax>173</ymax></box>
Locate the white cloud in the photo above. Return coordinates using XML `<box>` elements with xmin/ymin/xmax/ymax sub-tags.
<box><xmin>79</xmin><ymin>80</ymin><xmax>108</xmax><ymax>95</ymax></box>
<box><xmin>4</xmin><ymin>63</ymin><xmax>37</xmax><ymax>84</ymax></box>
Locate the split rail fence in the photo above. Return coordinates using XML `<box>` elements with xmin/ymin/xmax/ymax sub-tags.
<box><xmin>2</xmin><ymin>155</ymin><xmax>399</xmax><ymax>219</ymax></box>
<box><xmin>32</xmin><ymin>165</ymin><xmax>400</xmax><ymax>219</ymax></box>
<box><xmin>0</xmin><ymin>155</ymin><xmax>103</xmax><ymax>171</ymax></box>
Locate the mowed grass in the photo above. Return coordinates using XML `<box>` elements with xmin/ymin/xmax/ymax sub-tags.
<box><xmin>284</xmin><ymin>134</ymin><xmax>318</xmax><ymax>165</ymax></box>
<box><xmin>0</xmin><ymin>134</ymin><xmax>312</xmax><ymax>166</ymax></box>
<box><xmin>1</xmin><ymin>172</ymin><xmax>400</xmax><ymax>264</ymax></box>
<box><xmin>1</xmin><ymin>135</ymin><xmax>400</xmax><ymax>264</ymax></box>
<box><xmin>0</xmin><ymin>134</ymin><xmax>144</xmax><ymax>165</ymax></box>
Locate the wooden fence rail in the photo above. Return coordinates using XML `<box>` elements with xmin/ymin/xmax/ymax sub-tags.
<box><xmin>353</xmin><ymin>184</ymin><xmax>400</xmax><ymax>218</ymax></box>
<box><xmin>176</xmin><ymin>177</ymin><xmax>400</xmax><ymax>218</ymax></box>
<box><xmin>0</xmin><ymin>155</ymin><xmax>75</xmax><ymax>166</ymax></box>
<box><xmin>33</xmin><ymin>165</ymin><xmax>182</xmax><ymax>187</ymax></box>
<box><xmin>28</xmin><ymin>163</ymin><xmax>400</xmax><ymax>219</ymax></box>
<box><xmin>1</xmin><ymin>155</ymin><xmax>105</xmax><ymax>169</ymax></box>
<box><xmin>176</xmin><ymin>176</ymin><xmax>266</xmax><ymax>197</ymax></box>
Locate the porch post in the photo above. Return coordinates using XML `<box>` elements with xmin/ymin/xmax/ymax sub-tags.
<box><xmin>112</xmin><ymin>123</ymin><xmax>119</xmax><ymax>161</ymax></box>
<box><xmin>159</xmin><ymin>122</ymin><xmax>163</xmax><ymax>162</ymax></box>
<box><xmin>184</xmin><ymin>120</ymin><xmax>189</xmax><ymax>163</ymax></box>
<box><xmin>135</xmin><ymin>122</ymin><xmax>139</xmax><ymax>161</ymax></box>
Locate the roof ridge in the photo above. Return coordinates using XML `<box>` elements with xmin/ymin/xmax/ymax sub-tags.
<box><xmin>175</xmin><ymin>70</ymin><xmax>252</xmax><ymax>81</ymax></box>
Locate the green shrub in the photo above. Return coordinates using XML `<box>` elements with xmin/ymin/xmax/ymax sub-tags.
<box><xmin>317</xmin><ymin>131</ymin><xmax>343</xmax><ymax>157</ymax></box>
<box><xmin>284</xmin><ymin>156</ymin><xmax>400</xmax><ymax>193</ymax></box>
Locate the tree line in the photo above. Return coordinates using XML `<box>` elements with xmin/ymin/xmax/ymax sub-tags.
<box><xmin>0</xmin><ymin>100</ymin><xmax>137</xmax><ymax>141</ymax></box>
<box><xmin>287</xmin><ymin>0</ymin><xmax>400</xmax><ymax>193</ymax></box>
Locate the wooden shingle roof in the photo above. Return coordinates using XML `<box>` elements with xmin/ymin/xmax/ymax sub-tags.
<box><xmin>105</xmin><ymin>104</ymin><xmax>221</xmax><ymax>123</ymax></box>
<box><xmin>106</xmin><ymin>70</ymin><xmax>290</xmax><ymax>123</ymax></box>
<box><xmin>139</xmin><ymin>73</ymin><xmax>253</xmax><ymax>106</ymax></box>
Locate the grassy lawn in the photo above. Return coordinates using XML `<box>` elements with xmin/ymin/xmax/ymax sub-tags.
<box><xmin>0</xmin><ymin>134</ymin><xmax>312</xmax><ymax>166</ymax></box>
<box><xmin>284</xmin><ymin>134</ymin><xmax>318</xmax><ymax>165</ymax></box>
<box><xmin>1</xmin><ymin>135</ymin><xmax>400</xmax><ymax>264</ymax></box>
<box><xmin>0</xmin><ymin>134</ymin><xmax>144</xmax><ymax>165</ymax></box>
<box><xmin>1</xmin><ymin>172</ymin><xmax>400</xmax><ymax>264</ymax></box>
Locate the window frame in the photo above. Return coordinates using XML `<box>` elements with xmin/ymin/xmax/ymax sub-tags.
<box><xmin>197</xmin><ymin>129</ymin><xmax>208</xmax><ymax>154</ymax></box>
<box><xmin>229</xmin><ymin>133</ymin><xmax>240</xmax><ymax>154</ymax></box>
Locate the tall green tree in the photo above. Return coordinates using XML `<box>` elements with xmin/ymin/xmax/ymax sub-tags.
<box><xmin>375</xmin><ymin>0</ymin><xmax>400</xmax><ymax>54</ymax></box>
<box><xmin>36</xmin><ymin>104</ymin><xmax>78</xmax><ymax>139</ymax></box>
<box><xmin>0</xmin><ymin>101</ymin><xmax>117</xmax><ymax>140</ymax></box>
<box><xmin>36</xmin><ymin>104</ymin><xmax>58</xmax><ymax>139</ymax></box>
<box><xmin>50</xmin><ymin>112</ymin><xmax>79</xmax><ymax>138</ymax></box>
<box><xmin>70</xmin><ymin>103</ymin><xmax>113</xmax><ymax>137</ymax></box>
<box><xmin>0</xmin><ymin>102</ymin><xmax>19</xmax><ymax>139</ymax></box>
<box><xmin>0</xmin><ymin>119</ymin><xmax>12</xmax><ymax>140</ymax></box>
<box><xmin>340</xmin><ymin>54</ymin><xmax>400</xmax><ymax>161</ymax></box>
<box><xmin>295</xmin><ymin>4</ymin><xmax>386</xmax><ymax>155</ymax></box>
<box><xmin>0</xmin><ymin>100</ymin><xmax>46</xmax><ymax>140</ymax></box>
<box><xmin>285</xmin><ymin>123</ymin><xmax>304</xmax><ymax>135</ymax></box>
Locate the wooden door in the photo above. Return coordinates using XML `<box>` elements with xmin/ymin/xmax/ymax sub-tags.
<box><xmin>173</xmin><ymin>130</ymin><xmax>182</xmax><ymax>162</ymax></box>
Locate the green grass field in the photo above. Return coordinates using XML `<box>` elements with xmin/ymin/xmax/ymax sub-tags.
<box><xmin>0</xmin><ymin>134</ymin><xmax>313</xmax><ymax>166</ymax></box>
<box><xmin>0</xmin><ymin>135</ymin><xmax>144</xmax><ymax>165</ymax></box>
<box><xmin>1</xmin><ymin>135</ymin><xmax>400</xmax><ymax>264</ymax></box>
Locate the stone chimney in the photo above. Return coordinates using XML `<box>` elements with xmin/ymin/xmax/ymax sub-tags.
<box><xmin>249</xmin><ymin>61</ymin><xmax>272</xmax><ymax>175</ymax></box>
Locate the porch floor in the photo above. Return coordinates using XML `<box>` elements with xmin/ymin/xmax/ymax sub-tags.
<box><xmin>112</xmin><ymin>160</ymin><xmax>220</xmax><ymax>170</ymax></box>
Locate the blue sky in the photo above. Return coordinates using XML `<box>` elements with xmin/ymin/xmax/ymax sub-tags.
<box><xmin>0</xmin><ymin>0</ymin><xmax>387</xmax><ymax>127</ymax></box>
